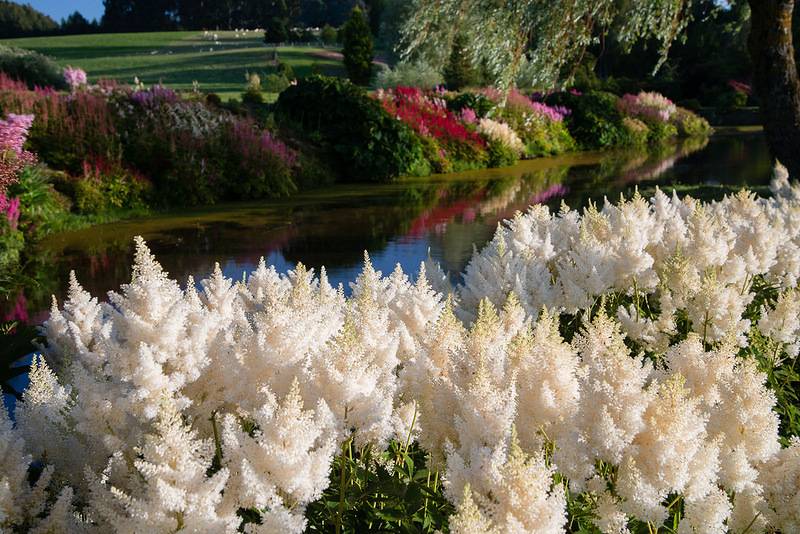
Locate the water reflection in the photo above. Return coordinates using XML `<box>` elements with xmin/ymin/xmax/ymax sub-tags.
<box><xmin>3</xmin><ymin>131</ymin><xmax>772</xmax><ymax>323</ymax></box>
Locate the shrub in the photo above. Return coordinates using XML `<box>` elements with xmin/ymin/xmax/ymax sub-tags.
<box><xmin>617</xmin><ymin>91</ymin><xmax>677</xmax><ymax>123</ymax></box>
<box><xmin>714</xmin><ymin>88</ymin><xmax>749</xmax><ymax>112</ymax></box>
<box><xmin>546</xmin><ymin>90</ymin><xmax>630</xmax><ymax>149</ymax></box>
<box><xmin>480</xmin><ymin>88</ymin><xmax>575</xmax><ymax>156</ymax></box>
<box><xmin>447</xmin><ymin>92</ymin><xmax>495</xmax><ymax>118</ymax></box>
<box><xmin>622</xmin><ymin>116</ymin><xmax>650</xmax><ymax>145</ymax></box>
<box><xmin>122</xmin><ymin>91</ymin><xmax>296</xmax><ymax>204</ymax></box>
<box><xmin>276</xmin><ymin>60</ymin><xmax>295</xmax><ymax>81</ymax></box>
<box><xmin>376</xmin><ymin>61</ymin><xmax>443</xmax><ymax>89</ymax></box>
<box><xmin>671</xmin><ymin>107</ymin><xmax>712</xmax><ymax>137</ymax></box>
<box><xmin>341</xmin><ymin>7</ymin><xmax>374</xmax><ymax>85</ymax></box>
<box><xmin>0</xmin><ymin>189</ymin><xmax>22</xmax><ymax>267</ymax></box>
<box><xmin>477</xmin><ymin>117</ymin><xmax>524</xmax><ymax>156</ymax></box>
<box><xmin>7</xmin><ymin>166</ymin><xmax>70</xmax><ymax>237</ymax></box>
<box><xmin>0</xmin><ymin>45</ymin><xmax>66</xmax><ymax>90</ymax></box>
<box><xmin>262</xmin><ymin>73</ymin><xmax>290</xmax><ymax>93</ymax></box>
<box><xmin>377</xmin><ymin>86</ymin><xmax>486</xmax><ymax>166</ymax></box>
<box><xmin>275</xmin><ymin>75</ymin><xmax>426</xmax><ymax>181</ymax></box>
<box><xmin>645</xmin><ymin>120</ymin><xmax>678</xmax><ymax>143</ymax></box>
<box><xmin>320</xmin><ymin>24</ymin><xmax>338</xmax><ymax>45</ymax></box>
<box><xmin>73</xmin><ymin>158</ymin><xmax>151</xmax><ymax>214</ymax></box>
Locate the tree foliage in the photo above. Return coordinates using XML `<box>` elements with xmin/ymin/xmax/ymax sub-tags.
<box><xmin>443</xmin><ymin>32</ymin><xmax>480</xmax><ymax>90</ymax></box>
<box><xmin>342</xmin><ymin>7</ymin><xmax>374</xmax><ymax>86</ymax></box>
<box><xmin>401</xmin><ymin>0</ymin><xmax>694</xmax><ymax>92</ymax></box>
<box><xmin>0</xmin><ymin>0</ymin><xmax>58</xmax><ymax>38</ymax></box>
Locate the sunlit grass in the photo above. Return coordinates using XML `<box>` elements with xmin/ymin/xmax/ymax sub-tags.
<box><xmin>0</xmin><ymin>31</ymin><xmax>345</xmax><ymax>95</ymax></box>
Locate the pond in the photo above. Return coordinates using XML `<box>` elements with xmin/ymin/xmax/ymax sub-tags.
<box><xmin>3</xmin><ymin>129</ymin><xmax>771</xmax><ymax>325</ymax></box>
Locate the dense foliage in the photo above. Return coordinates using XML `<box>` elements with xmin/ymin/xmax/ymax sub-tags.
<box><xmin>0</xmin><ymin>76</ymin><xmax>298</xmax><ymax>206</ymax></box>
<box><xmin>0</xmin><ymin>0</ymin><xmax>58</xmax><ymax>38</ymax></box>
<box><xmin>2</xmin><ymin>179</ymin><xmax>800</xmax><ymax>532</ymax></box>
<box><xmin>0</xmin><ymin>46</ymin><xmax>67</xmax><ymax>91</ymax></box>
<box><xmin>275</xmin><ymin>75</ymin><xmax>427</xmax><ymax>180</ymax></box>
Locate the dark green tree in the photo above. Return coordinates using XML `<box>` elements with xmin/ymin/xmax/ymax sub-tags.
<box><xmin>443</xmin><ymin>32</ymin><xmax>479</xmax><ymax>89</ymax></box>
<box><xmin>321</xmin><ymin>24</ymin><xmax>338</xmax><ymax>45</ymax></box>
<box><xmin>342</xmin><ymin>6</ymin><xmax>374</xmax><ymax>85</ymax></box>
<box><xmin>364</xmin><ymin>0</ymin><xmax>385</xmax><ymax>36</ymax></box>
<box><xmin>60</xmin><ymin>11</ymin><xmax>97</xmax><ymax>34</ymax></box>
<box><xmin>0</xmin><ymin>0</ymin><xmax>58</xmax><ymax>38</ymax></box>
<box><xmin>263</xmin><ymin>0</ymin><xmax>301</xmax><ymax>43</ymax></box>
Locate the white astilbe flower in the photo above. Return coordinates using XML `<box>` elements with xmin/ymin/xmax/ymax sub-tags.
<box><xmin>40</xmin><ymin>271</ymin><xmax>105</xmax><ymax>377</ymax></box>
<box><xmin>556</xmin><ymin>313</ymin><xmax>653</xmax><ymax>489</ymax></box>
<box><xmin>400</xmin><ymin>301</ymin><xmax>465</xmax><ymax>465</ymax></box>
<box><xmin>15</xmin><ymin>356</ymin><xmax>99</xmax><ymax>490</ymax></box>
<box><xmin>666</xmin><ymin>338</ymin><xmax>780</xmax><ymax>493</ymax></box>
<box><xmin>448</xmin><ymin>484</ymin><xmax>498</xmax><ymax>534</ymax></box>
<box><xmin>759</xmin><ymin>288</ymin><xmax>800</xmax><ymax>358</ymax></box>
<box><xmin>510</xmin><ymin>308</ymin><xmax>579</xmax><ymax>451</ymax></box>
<box><xmin>87</xmin><ymin>398</ymin><xmax>237</xmax><ymax>533</ymax></box>
<box><xmin>221</xmin><ymin>380</ymin><xmax>336</xmax><ymax>532</ymax></box>
<box><xmin>384</xmin><ymin>263</ymin><xmax>445</xmax><ymax>357</ymax></box>
<box><xmin>306</xmin><ymin>280</ymin><xmax>399</xmax><ymax>447</ymax></box>
<box><xmin>101</xmin><ymin>236</ymin><xmax>212</xmax><ymax>420</ymax></box>
<box><xmin>593</xmin><ymin>492</ymin><xmax>629</xmax><ymax>534</ymax></box>
<box><xmin>446</xmin><ymin>432</ymin><xmax>566</xmax><ymax>533</ymax></box>
<box><xmin>187</xmin><ymin>261</ymin><xmax>345</xmax><ymax>418</ymax></box>
<box><xmin>0</xmin><ymin>400</ymin><xmax>84</xmax><ymax>532</ymax></box>
<box><xmin>677</xmin><ymin>486</ymin><xmax>731</xmax><ymax>534</ymax></box>
<box><xmin>616</xmin><ymin>375</ymin><xmax>714</xmax><ymax>524</ymax></box>
<box><xmin>685</xmin><ymin>272</ymin><xmax>753</xmax><ymax>345</ymax></box>
<box><xmin>757</xmin><ymin>437</ymin><xmax>800</xmax><ymax>533</ymax></box>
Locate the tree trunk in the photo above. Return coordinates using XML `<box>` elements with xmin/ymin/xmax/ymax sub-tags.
<box><xmin>748</xmin><ymin>0</ymin><xmax>800</xmax><ymax>178</ymax></box>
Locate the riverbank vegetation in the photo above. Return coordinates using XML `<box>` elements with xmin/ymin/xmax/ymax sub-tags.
<box><xmin>0</xmin><ymin>57</ymin><xmax>710</xmax><ymax>285</ymax></box>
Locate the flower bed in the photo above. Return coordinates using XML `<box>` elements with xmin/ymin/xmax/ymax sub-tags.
<box><xmin>2</xmin><ymin>178</ymin><xmax>799</xmax><ymax>533</ymax></box>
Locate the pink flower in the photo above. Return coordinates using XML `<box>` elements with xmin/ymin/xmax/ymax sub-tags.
<box><xmin>0</xmin><ymin>191</ymin><xmax>20</xmax><ymax>230</ymax></box>
<box><xmin>460</xmin><ymin>107</ymin><xmax>477</xmax><ymax>124</ymax></box>
<box><xmin>63</xmin><ymin>66</ymin><xmax>88</xmax><ymax>90</ymax></box>
<box><xmin>0</xmin><ymin>113</ymin><xmax>36</xmax><ymax>193</ymax></box>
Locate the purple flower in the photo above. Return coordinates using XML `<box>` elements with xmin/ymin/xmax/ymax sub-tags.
<box><xmin>131</xmin><ymin>85</ymin><xmax>179</xmax><ymax>108</ymax></box>
<box><xmin>63</xmin><ymin>66</ymin><xmax>88</xmax><ymax>90</ymax></box>
<box><xmin>530</xmin><ymin>101</ymin><xmax>570</xmax><ymax>122</ymax></box>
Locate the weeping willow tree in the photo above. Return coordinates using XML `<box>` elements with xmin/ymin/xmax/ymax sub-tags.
<box><xmin>401</xmin><ymin>0</ymin><xmax>800</xmax><ymax>179</ymax></box>
<box><xmin>400</xmin><ymin>0</ymin><xmax>692</xmax><ymax>93</ymax></box>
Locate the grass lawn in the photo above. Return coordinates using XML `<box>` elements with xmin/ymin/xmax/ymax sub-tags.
<box><xmin>0</xmin><ymin>31</ymin><xmax>346</xmax><ymax>96</ymax></box>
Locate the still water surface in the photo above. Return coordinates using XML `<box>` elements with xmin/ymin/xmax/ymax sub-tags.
<box><xmin>4</xmin><ymin>130</ymin><xmax>771</xmax><ymax>324</ymax></box>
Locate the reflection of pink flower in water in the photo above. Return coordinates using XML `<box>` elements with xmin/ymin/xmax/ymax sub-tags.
<box><xmin>2</xmin><ymin>291</ymin><xmax>28</xmax><ymax>324</ymax></box>
<box><xmin>403</xmin><ymin>192</ymin><xmax>486</xmax><ymax>239</ymax></box>
<box><xmin>529</xmin><ymin>183</ymin><xmax>569</xmax><ymax>205</ymax></box>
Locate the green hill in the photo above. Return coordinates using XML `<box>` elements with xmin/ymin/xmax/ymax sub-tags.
<box><xmin>0</xmin><ymin>31</ymin><xmax>346</xmax><ymax>99</ymax></box>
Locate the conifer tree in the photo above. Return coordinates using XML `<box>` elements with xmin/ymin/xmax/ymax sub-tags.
<box><xmin>443</xmin><ymin>32</ymin><xmax>479</xmax><ymax>90</ymax></box>
<box><xmin>342</xmin><ymin>6</ymin><xmax>374</xmax><ymax>85</ymax></box>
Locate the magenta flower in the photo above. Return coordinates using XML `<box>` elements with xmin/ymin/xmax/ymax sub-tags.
<box><xmin>0</xmin><ymin>191</ymin><xmax>20</xmax><ymax>230</ymax></box>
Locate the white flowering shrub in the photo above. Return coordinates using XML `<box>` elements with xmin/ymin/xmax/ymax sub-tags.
<box><xmin>477</xmin><ymin>117</ymin><xmax>526</xmax><ymax>155</ymax></box>
<box><xmin>2</xmin><ymin>182</ymin><xmax>800</xmax><ymax>532</ymax></box>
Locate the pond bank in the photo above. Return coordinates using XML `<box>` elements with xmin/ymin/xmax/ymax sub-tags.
<box><xmin>2</xmin><ymin>129</ymin><xmax>770</xmax><ymax>327</ymax></box>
